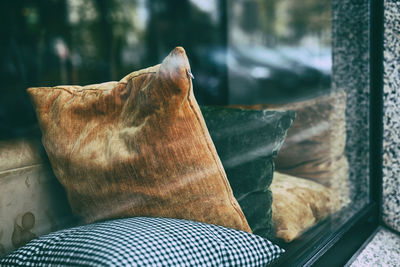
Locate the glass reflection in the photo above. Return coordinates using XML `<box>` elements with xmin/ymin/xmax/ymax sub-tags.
<box><xmin>228</xmin><ymin>0</ymin><xmax>331</xmax><ymax>104</ymax></box>
<box><xmin>1</xmin><ymin>0</ymin><xmax>364</xmax><ymax>248</ymax></box>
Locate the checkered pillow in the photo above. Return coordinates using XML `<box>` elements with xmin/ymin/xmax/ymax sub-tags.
<box><xmin>1</xmin><ymin>217</ymin><xmax>284</xmax><ymax>266</ymax></box>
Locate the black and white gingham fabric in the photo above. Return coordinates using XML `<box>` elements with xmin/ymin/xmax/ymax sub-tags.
<box><xmin>0</xmin><ymin>217</ymin><xmax>284</xmax><ymax>266</ymax></box>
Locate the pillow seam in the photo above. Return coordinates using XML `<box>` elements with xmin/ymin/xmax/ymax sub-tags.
<box><xmin>187</xmin><ymin>88</ymin><xmax>248</xmax><ymax>226</ymax></box>
<box><xmin>27</xmin><ymin>72</ymin><xmax>157</xmax><ymax>93</ymax></box>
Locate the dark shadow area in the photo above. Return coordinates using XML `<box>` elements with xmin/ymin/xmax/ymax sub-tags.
<box><xmin>0</xmin><ymin>0</ymin><xmax>331</xmax><ymax>140</ymax></box>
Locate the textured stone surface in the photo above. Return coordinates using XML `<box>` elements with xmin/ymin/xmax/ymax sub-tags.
<box><xmin>331</xmin><ymin>0</ymin><xmax>370</xmax><ymax>213</ymax></box>
<box><xmin>349</xmin><ymin>227</ymin><xmax>400</xmax><ymax>267</ymax></box>
<box><xmin>382</xmin><ymin>0</ymin><xmax>400</xmax><ymax>233</ymax></box>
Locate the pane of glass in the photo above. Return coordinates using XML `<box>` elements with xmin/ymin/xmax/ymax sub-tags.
<box><xmin>0</xmin><ymin>0</ymin><xmax>370</xmax><ymax>264</ymax></box>
<box><xmin>226</xmin><ymin>0</ymin><xmax>370</xmax><ymax>252</ymax></box>
<box><xmin>228</xmin><ymin>0</ymin><xmax>331</xmax><ymax>104</ymax></box>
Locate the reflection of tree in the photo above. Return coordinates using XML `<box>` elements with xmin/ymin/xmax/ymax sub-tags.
<box><xmin>239</xmin><ymin>1</ymin><xmax>260</xmax><ymax>35</ymax></box>
<box><xmin>258</xmin><ymin>0</ymin><xmax>277</xmax><ymax>45</ymax></box>
<box><xmin>146</xmin><ymin>0</ymin><xmax>225</xmax><ymax>104</ymax></box>
<box><xmin>233</xmin><ymin>0</ymin><xmax>331</xmax><ymax>46</ymax></box>
<box><xmin>146</xmin><ymin>0</ymin><xmax>192</xmax><ymax>64</ymax></box>
<box><xmin>0</xmin><ymin>0</ymin><xmax>70</xmax><ymax>138</ymax></box>
<box><xmin>0</xmin><ymin>0</ymin><xmax>228</xmax><ymax>138</ymax></box>
<box><xmin>68</xmin><ymin>0</ymin><xmax>138</xmax><ymax>83</ymax></box>
<box><xmin>145</xmin><ymin>0</ymin><xmax>219</xmax><ymax>63</ymax></box>
<box><xmin>286</xmin><ymin>0</ymin><xmax>330</xmax><ymax>44</ymax></box>
<box><xmin>94</xmin><ymin>0</ymin><xmax>114</xmax><ymax>81</ymax></box>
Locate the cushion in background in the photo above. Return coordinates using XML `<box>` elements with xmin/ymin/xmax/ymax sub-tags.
<box><xmin>0</xmin><ymin>217</ymin><xmax>284</xmax><ymax>266</ymax></box>
<box><xmin>27</xmin><ymin>47</ymin><xmax>250</xmax><ymax>232</ymax></box>
<box><xmin>239</xmin><ymin>90</ymin><xmax>350</xmax><ymax>210</ymax></box>
<box><xmin>271</xmin><ymin>172</ymin><xmax>334</xmax><ymax>242</ymax></box>
<box><xmin>201</xmin><ymin>106</ymin><xmax>295</xmax><ymax>238</ymax></box>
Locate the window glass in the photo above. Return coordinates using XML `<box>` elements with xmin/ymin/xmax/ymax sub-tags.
<box><xmin>0</xmin><ymin>0</ymin><xmax>370</xmax><ymax>263</ymax></box>
<box><xmin>226</xmin><ymin>0</ymin><xmax>370</xmax><ymax>250</ymax></box>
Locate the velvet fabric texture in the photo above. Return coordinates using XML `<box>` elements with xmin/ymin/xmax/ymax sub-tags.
<box><xmin>271</xmin><ymin>172</ymin><xmax>334</xmax><ymax>242</ymax></box>
<box><xmin>201</xmin><ymin>106</ymin><xmax>295</xmax><ymax>238</ymax></box>
<box><xmin>27</xmin><ymin>47</ymin><xmax>251</xmax><ymax>233</ymax></box>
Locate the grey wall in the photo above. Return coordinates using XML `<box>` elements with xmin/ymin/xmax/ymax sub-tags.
<box><xmin>332</xmin><ymin>0</ymin><xmax>370</xmax><ymax>213</ymax></box>
<box><xmin>382</xmin><ymin>0</ymin><xmax>400</xmax><ymax>233</ymax></box>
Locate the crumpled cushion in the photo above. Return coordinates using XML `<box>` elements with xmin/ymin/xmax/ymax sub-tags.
<box><xmin>27</xmin><ymin>47</ymin><xmax>251</xmax><ymax>233</ymax></box>
<box><xmin>201</xmin><ymin>106</ymin><xmax>295</xmax><ymax>238</ymax></box>
<box><xmin>271</xmin><ymin>172</ymin><xmax>334</xmax><ymax>242</ymax></box>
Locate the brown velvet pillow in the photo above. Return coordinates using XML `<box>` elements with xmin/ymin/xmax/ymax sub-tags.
<box><xmin>27</xmin><ymin>47</ymin><xmax>251</xmax><ymax>233</ymax></box>
<box><xmin>271</xmin><ymin>172</ymin><xmax>334</xmax><ymax>242</ymax></box>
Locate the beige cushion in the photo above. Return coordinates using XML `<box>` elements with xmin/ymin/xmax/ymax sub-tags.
<box><xmin>27</xmin><ymin>47</ymin><xmax>251</xmax><ymax>233</ymax></box>
<box><xmin>271</xmin><ymin>172</ymin><xmax>334</xmax><ymax>242</ymax></box>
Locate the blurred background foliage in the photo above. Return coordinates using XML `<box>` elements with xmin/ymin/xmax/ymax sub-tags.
<box><xmin>0</xmin><ymin>0</ymin><xmax>331</xmax><ymax>139</ymax></box>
